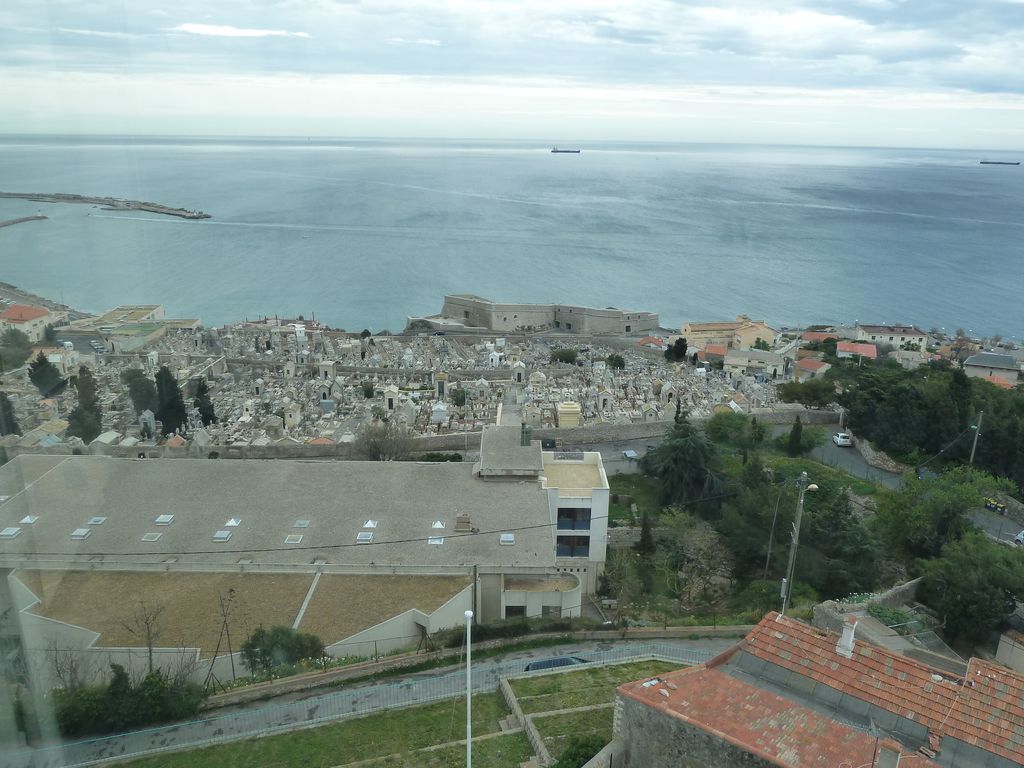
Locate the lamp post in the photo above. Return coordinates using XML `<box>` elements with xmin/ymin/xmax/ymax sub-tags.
<box><xmin>465</xmin><ymin>609</ymin><xmax>474</xmax><ymax>768</ymax></box>
<box><xmin>780</xmin><ymin>472</ymin><xmax>817</xmax><ymax>617</ymax></box>
<box><xmin>969</xmin><ymin>410</ymin><xmax>984</xmax><ymax>466</ymax></box>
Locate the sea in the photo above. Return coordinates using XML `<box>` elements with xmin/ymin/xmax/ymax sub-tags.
<box><xmin>0</xmin><ymin>136</ymin><xmax>1022</xmax><ymax>338</ymax></box>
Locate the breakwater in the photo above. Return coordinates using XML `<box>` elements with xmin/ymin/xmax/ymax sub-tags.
<box><xmin>0</xmin><ymin>192</ymin><xmax>210</xmax><ymax>219</ymax></box>
<box><xmin>0</xmin><ymin>214</ymin><xmax>47</xmax><ymax>229</ymax></box>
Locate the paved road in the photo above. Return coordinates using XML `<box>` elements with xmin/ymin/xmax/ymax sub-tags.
<box><xmin>969</xmin><ymin>507</ymin><xmax>1023</xmax><ymax>545</ymax></box>
<box><xmin>7</xmin><ymin>639</ymin><xmax>732</xmax><ymax>768</ymax></box>
<box><xmin>769</xmin><ymin>426</ymin><xmax>903</xmax><ymax>489</ymax></box>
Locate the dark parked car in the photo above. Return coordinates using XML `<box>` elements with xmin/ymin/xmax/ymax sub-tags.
<box><xmin>524</xmin><ymin>656</ymin><xmax>589</xmax><ymax>672</ymax></box>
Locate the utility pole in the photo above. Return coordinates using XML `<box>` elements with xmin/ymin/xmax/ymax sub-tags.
<box><xmin>780</xmin><ymin>472</ymin><xmax>817</xmax><ymax>617</ymax></box>
<box><xmin>969</xmin><ymin>410</ymin><xmax>984</xmax><ymax>465</ymax></box>
<box><xmin>465</xmin><ymin>609</ymin><xmax>474</xmax><ymax>768</ymax></box>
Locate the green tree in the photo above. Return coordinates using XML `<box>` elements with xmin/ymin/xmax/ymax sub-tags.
<box><xmin>752</xmin><ymin>337</ymin><xmax>770</xmax><ymax>351</ymax></box>
<box><xmin>777</xmin><ymin>377</ymin><xmax>835</xmax><ymax>409</ymax></box>
<box><xmin>786</xmin><ymin>415</ymin><xmax>803</xmax><ymax>457</ymax></box>
<box><xmin>155</xmin><ymin>366</ymin><xmax>187</xmax><ymax>436</ymax></box>
<box><xmin>28</xmin><ymin>351</ymin><xmax>63</xmax><ymax>395</ymax></box>
<box><xmin>705</xmin><ymin>411</ymin><xmax>751</xmax><ymax>446</ymax></box>
<box><xmin>606</xmin><ymin>353</ymin><xmax>626</xmax><ymax>370</ymax></box>
<box><xmin>121</xmin><ymin>369</ymin><xmax>159</xmax><ymax>416</ymax></box>
<box><xmin>0</xmin><ymin>392</ymin><xmax>20</xmax><ymax>435</ymax></box>
<box><xmin>193</xmin><ymin>379</ymin><xmax>217</xmax><ymax>425</ymax></box>
<box><xmin>640</xmin><ymin>413</ymin><xmax>722</xmax><ymax>511</ymax></box>
<box><xmin>43</xmin><ymin>324</ymin><xmax>57</xmax><ymax>344</ymax></box>
<box><xmin>361</xmin><ymin>381</ymin><xmax>375</xmax><ymax>398</ymax></box>
<box><xmin>551</xmin><ymin>735</ymin><xmax>609</xmax><ymax>768</ymax></box>
<box><xmin>67</xmin><ymin>365</ymin><xmax>102</xmax><ymax>443</ymax></box>
<box><xmin>0</xmin><ymin>328</ymin><xmax>33</xmax><ymax>370</ymax></box>
<box><xmin>451</xmin><ymin>388</ymin><xmax>467</xmax><ymax>406</ymax></box>
<box><xmin>920</xmin><ymin>531</ymin><xmax>1024</xmax><ymax>643</ymax></box>
<box><xmin>550</xmin><ymin>348</ymin><xmax>579</xmax><ymax>364</ymax></box>
<box><xmin>240</xmin><ymin>625</ymin><xmax>325</xmax><ymax>675</ymax></box>
<box><xmin>664</xmin><ymin>337</ymin><xmax>688</xmax><ymax>362</ymax></box>
<box><xmin>360</xmin><ymin>328</ymin><xmax>372</xmax><ymax>338</ymax></box>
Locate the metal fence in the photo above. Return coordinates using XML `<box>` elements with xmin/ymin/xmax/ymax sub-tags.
<box><xmin>6</xmin><ymin>642</ymin><xmax>711</xmax><ymax>768</ymax></box>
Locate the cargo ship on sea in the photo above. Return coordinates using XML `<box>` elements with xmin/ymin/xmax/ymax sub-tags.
<box><xmin>551</xmin><ymin>147</ymin><xmax>581</xmax><ymax>154</ymax></box>
<box><xmin>979</xmin><ymin>160</ymin><xmax>1020</xmax><ymax>165</ymax></box>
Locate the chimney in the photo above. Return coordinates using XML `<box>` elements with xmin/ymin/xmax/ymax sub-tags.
<box><xmin>836</xmin><ymin>616</ymin><xmax>858</xmax><ymax>659</ymax></box>
<box><xmin>875</xmin><ymin>739</ymin><xmax>902</xmax><ymax>768</ymax></box>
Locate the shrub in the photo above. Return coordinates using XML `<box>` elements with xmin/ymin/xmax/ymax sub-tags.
<box><xmin>241</xmin><ymin>626</ymin><xmax>326</xmax><ymax>675</ymax></box>
<box><xmin>552</xmin><ymin>735</ymin><xmax>609</xmax><ymax>768</ymax></box>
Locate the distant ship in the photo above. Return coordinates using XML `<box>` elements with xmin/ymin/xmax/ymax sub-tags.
<box><xmin>979</xmin><ymin>160</ymin><xmax>1020</xmax><ymax>165</ymax></box>
<box><xmin>551</xmin><ymin>147</ymin><xmax>581</xmax><ymax>154</ymax></box>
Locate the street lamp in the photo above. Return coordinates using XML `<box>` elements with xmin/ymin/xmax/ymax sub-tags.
<box><xmin>465</xmin><ymin>609</ymin><xmax>474</xmax><ymax>768</ymax></box>
<box><xmin>780</xmin><ymin>472</ymin><xmax>817</xmax><ymax>617</ymax></box>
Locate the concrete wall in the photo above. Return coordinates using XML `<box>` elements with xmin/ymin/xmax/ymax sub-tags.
<box><xmin>812</xmin><ymin>578</ymin><xmax>922</xmax><ymax>634</ymax></box>
<box><xmin>617</xmin><ymin>693</ymin><xmax>774</xmax><ymax>767</ymax></box>
<box><xmin>997</xmin><ymin>633</ymin><xmax>1024</xmax><ymax>675</ymax></box>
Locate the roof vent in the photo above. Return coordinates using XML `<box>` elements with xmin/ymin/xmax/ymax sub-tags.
<box><xmin>428</xmin><ymin>536</ymin><xmax>444</xmax><ymax>545</ymax></box>
<box><xmin>88</xmin><ymin>516</ymin><xmax>107</xmax><ymax>526</ymax></box>
<box><xmin>225</xmin><ymin>518</ymin><xmax>241</xmax><ymax>527</ymax></box>
<box><xmin>356</xmin><ymin>531</ymin><xmax>374</xmax><ymax>543</ymax></box>
<box><xmin>141</xmin><ymin>532</ymin><xmax>162</xmax><ymax>542</ymax></box>
<box><xmin>432</xmin><ymin>520</ymin><xmax>445</xmax><ymax>529</ymax></box>
<box><xmin>71</xmin><ymin>528</ymin><xmax>91</xmax><ymax>540</ymax></box>
<box><xmin>455</xmin><ymin>514</ymin><xmax>472</xmax><ymax>532</ymax></box>
<box><xmin>155</xmin><ymin>514</ymin><xmax>174</xmax><ymax>525</ymax></box>
<box><xmin>213</xmin><ymin>530</ymin><xmax>232</xmax><ymax>542</ymax></box>
<box><xmin>294</xmin><ymin>519</ymin><xmax>311</xmax><ymax>529</ymax></box>
<box><xmin>363</xmin><ymin>519</ymin><xmax>378</xmax><ymax>529</ymax></box>
<box><xmin>837</xmin><ymin>617</ymin><xmax>858</xmax><ymax>659</ymax></box>
<box><xmin>285</xmin><ymin>534</ymin><xmax>303</xmax><ymax>544</ymax></box>
<box><xmin>500</xmin><ymin>533</ymin><xmax>515</xmax><ymax>545</ymax></box>
<box><xmin>0</xmin><ymin>526</ymin><xmax>21</xmax><ymax>539</ymax></box>
<box><xmin>20</xmin><ymin>515</ymin><xmax>38</xmax><ymax>525</ymax></box>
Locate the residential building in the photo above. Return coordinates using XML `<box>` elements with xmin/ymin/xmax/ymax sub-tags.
<box><xmin>837</xmin><ymin>341</ymin><xmax>878</xmax><ymax>360</ymax></box>
<box><xmin>793</xmin><ymin>357</ymin><xmax>830</xmax><ymax>382</ymax></box>
<box><xmin>612</xmin><ymin>612</ymin><xmax>1024</xmax><ymax>767</ymax></box>
<box><xmin>963</xmin><ymin>352</ymin><xmax>1021</xmax><ymax>384</ymax></box>
<box><xmin>801</xmin><ymin>330</ymin><xmax>838</xmax><ymax>343</ymax></box>
<box><xmin>733</xmin><ymin>320</ymin><xmax>778</xmax><ymax>350</ymax></box>
<box><xmin>856</xmin><ymin>323</ymin><xmax>928</xmax><ymax>354</ymax></box>
<box><xmin>0</xmin><ymin>304</ymin><xmax>51</xmax><ymax>343</ymax></box>
<box><xmin>723</xmin><ymin>349</ymin><xmax>785</xmax><ymax>378</ymax></box>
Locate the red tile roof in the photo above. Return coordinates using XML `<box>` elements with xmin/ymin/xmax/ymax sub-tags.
<box><xmin>801</xmin><ymin>331</ymin><xmax>839</xmax><ymax>342</ymax></box>
<box><xmin>637</xmin><ymin>336</ymin><xmax>665</xmax><ymax>348</ymax></box>
<box><xmin>837</xmin><ymin>341</ymin><xmax>878</xmax><ymax>358</ymax></box>
<box><xmin>795</xmin><ymin>359</ymin><xmax>829</xmax><ymax>371</ymax></box>
<box><xmin>704</xmin><ymin>344</ymin><xmax>728</xmax><ymax>356</ymax></box>
<box><xmin>742</xmin><ymin>613</ymin><xmax>1024</xmax><ymax>765</ymax></box>
<box><xmin>1</xmin><ymin>304</ymin><xmax>49</xmax><ymax>323</ymax></box>
<box><xmin>619</xmin><ymin>664</ymin><xmax>938</xmax><ymax>767</ymax></box>
<box><xmin>983</xmin><ymin>375</ymin><xmax>1014</xmax><ymax>390</ymax></box>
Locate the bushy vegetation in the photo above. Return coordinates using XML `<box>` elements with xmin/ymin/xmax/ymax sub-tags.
<box><xmin>240</xmin><ymin>626</ymin><xmax>326</xmax><ymax>675</ymax></box>
<box><xmin>550</xmin><ymin>348</ymin><xmax>579</xmax><ymax>364</ymax></box>
<box><xmin>53</xmin><ymin>664</ymin><xmax>204</xmax><ymax>738</ymax></box>
<box><xmin>1</xmin><ymin>328</ymin><xmax>34</xmax><ymax>372</ymax></box>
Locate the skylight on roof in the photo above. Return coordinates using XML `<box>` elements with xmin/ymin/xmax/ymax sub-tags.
<box><xmin>20</xmin><ymin>515</ymin><xmax>38</xmax><ymax>525</ymax></box>
<box><xmin>225</xmin><ymin>518</ymin><xmax>241</xmax><ymax>527</ymax></box>
<box><xmin>285</xmin><ymin>534</ymin><xmax>303</xmax><ymax>544</ymax></box>
<box><xmin>71</xmin><ymin>528</ymin><xmax>91</xmax><ymax>540</ymax></box>
<box><xmin>363</xmin><ymin>519</ymin><xmax>378</xmax><ymax>529</ymax></box>
<box><xmin>294</xmin><ymin>519</ymin><xmax>310</xmax><ymax>529</ymax></box>
<box><xmin>500</xmin><ymin>533</ymin><xmax>515</xmax><ymax>545</ymax></box>
<box><xmin>428</xmin><ymin>536</ymin><xmax>444</xmax><ymax>545</ymax></box>
<box><xmin>141</xmin><ymin>532</ymin><xmax>162</xmax><ymax>542</ymax></box>
<box><xmin>213</xmin><ymin>530</ymin><xmax>232</xmax><ymax>542</ymax></box>
<box><xmin>88</xmin><ymin>516</ymin><xmax>107</xmax><ymax>525</ymax></box>
<box><xmin>356</xmin><ymin>531</ymin><xmax>374</xmax><ymax>543</ymax></box>
<box><xmin>0</xmin><ymin>527</ymin><xmax>21</xmax><ymax>539</ymax></box>
<box><xmin>432</xmin><ymin>520</ymin><xmax>445</xmax><ymax>529</ymax></box>
<box><xmin>155</xmin><ymin>514</ymin><xmax>174</xmax><ymax>525</ymax></box>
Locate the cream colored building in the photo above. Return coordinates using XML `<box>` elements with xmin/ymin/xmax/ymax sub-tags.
<box><xmin>0</xmin><ymin>304</ymin><xmax>52</xmax><ymax>343</ymax></box>
<box><xmin>556</xmin><ymin>402</ymin><xmax>582</xmax><ymax>427</ymax></box>
<box><xmin>681</xmin><ymin>314</ymin><xmax>776</xmax><ymax>350</ymax></box>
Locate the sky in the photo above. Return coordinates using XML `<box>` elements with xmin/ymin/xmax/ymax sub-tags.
<box><xmin>2</xmin><ymin>0</ymin><xmax>1024</xmax><ymax>148</ymax></box>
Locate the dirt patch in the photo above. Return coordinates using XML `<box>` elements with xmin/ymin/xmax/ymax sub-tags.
<box><xmin>17</xmin><ymin>570</ymin><xmax>313</xmax><ymax>657</ymax></box>
<box><xmin>299</xmin><ymin>575</ymin><xmax>470</xmax><ymax>646</ymax></box>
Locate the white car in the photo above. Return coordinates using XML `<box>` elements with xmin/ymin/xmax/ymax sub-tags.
<box><xmin>832</xmin><ymin>432</ymin><xmax>852</xmax><ymax>447</ymax></box>
<box><xmin>1014</xmin><ymin>531</ymin><xmax>1024</xmax><ymax>546</ymax></box>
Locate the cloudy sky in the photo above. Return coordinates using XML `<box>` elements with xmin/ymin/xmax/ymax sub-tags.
<box><xmin>2</xmin><ymin>0</ymin><xmax>1023</xmax><ymax>147</ymax></box>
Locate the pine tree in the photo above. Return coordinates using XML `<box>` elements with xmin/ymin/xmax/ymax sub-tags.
<box><xmin>67</xmin><ymin>366</ymin><xmax>103</xmax><ymax>443</ymax></box>
<box><xmin>155</xmin><ymin>366</ymin><xmax>187</xmax><ymax>435</ymax></box>
<box><xmin>787</xmin><ymin>415</ymin><xmax>803</xmax><ymax>456</ymax></box>
<box><xmin>121</xmin><ymin>369</ymin><xmax>159</xmax><ymax>415</ymax></box>
<box><xmin>28</xmin><ymin>351</ymin><xmax>62</xmax><ymax>396</ymax></box>
<box><xmin>193</xmin><ymin>379</ymin><xmax>217</xmax><ymax>426</ymax></box>
<box><xmin>0</xmin><ymin>392</ymin><xmax>21</xmax><ymax>436</ymax></box>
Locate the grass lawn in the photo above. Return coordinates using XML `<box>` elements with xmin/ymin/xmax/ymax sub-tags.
<box><xmin>533</xmin><ymin>707</ymin><xmax>613</xmax><ymax>760</ymax></box>
<box><xmin>362</xmin><ymin>732</ymin><xmax>534</xmax><ymax>768</ymax></box>
<box><xmin>116</xmin><ymin>694</ymin><xmax>511</xmax><ymax>768</ymax></box>
<box><xmin>762</xmin><ymin>454</ymin><xmax>881</xmax><ymax>496</ymax></box>
<box><xmin>608</xmin><ymin>474</ymin><xmax>660</xmax><ymax>524</ymax></box>
<box><xmin>510</xmin><ymin>660</ymin><xmax>678</xmax><ymax>715</ymax></box>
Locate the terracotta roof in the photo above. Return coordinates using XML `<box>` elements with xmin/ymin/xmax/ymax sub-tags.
<box><xmin>801</xmin><ymin>331</ymin><xmax>839</xmax><ymax>342</ymax></box>
<box><xmin>619</xmin><ymin>664</ymin><xmax>938</xmax><ymax>767</ymax></box>
<box><xmin>163</xmin><ymin>434</ymin><xmax>186</xmax><ymax>448</ymax></box>
<box><xmin>742</xmin><ymin>613</ymin><xmax>1024</xmax><ymax>765</ymax></box>
<box><xmin>837</xmin><ymin>341</ymin><xmax>878</xmax><ymax>358</ymax></box>
<box><xmin>704</xmin><ymin>344</ymin><xmax>728</xmax><ymax>356</ymax></box>
<box><xmin>795</xmin><ymin>359</ymin><xmax>829</xmax><ymax>371</ymax></box>
<box><xmin>984</xmin><ymin>375</ymin><xmax>1014</xmax><ymax>390</ymax></box>
<box><xmin>1</xmin><ymin>304</ymin><xmax>50</xmax><ymax>323</ymax></box>
<box><xmin>637</xmin><ymin>336</ymin><xmax>665</xmax><ymax>347</ymax></box>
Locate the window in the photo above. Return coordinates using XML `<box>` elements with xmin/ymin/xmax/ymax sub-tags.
<box><xmin>557</xmin><ymin>507</ymin><xmax>591</xmax><ymax>531</ymax></box>
<box><xmin>356</xmin><ymin>531</ymin><xmax>374</xmax><ymax>543</ymax></box>
<box><xmin>556</xmin><ymin>536</ymin><xmax>590</xmax><ymax>558</ymax></box>
<box><xmin>294</xmin><ymin>519</ymin><xmax>311</xmax><ymax>528</ymax></box>
<box><xmin>0</xmin><ymin>527</ymin><xmax>21</xmax><ymax>539</ymax></box>
<box><xmin>141</xmin><ymin>532</ymin><xmax>162</xmax><ymax>542</ymax></box>
<box><xmin>88</xmin><ymin>516</ymin><xmax>107</xmax><ymax>525</ymax></box>
<box><xmin>225</xmin><ymin>518</ymin><xmax>241</xmax><ymax>527</ymax></box>
<box><xmin>428</xmin><ymin>536</ymin><xmax>444</xmax><ymax>545</ymax></box>
<box><xmin>213</xmin><ymin>530</ymin><xmax>232</xmax><ymax>542</ymax></box>
<box><xmin>500</xmin><ymin>533</ymin><xmax>515</xmax><ymax>545</ymax></box>
<box><xmin>505</xmin><ymin>605</ymin><xmax>526</xmax><ymax>618</ymax></box>
<box><xmin>363</xmin><ymin>519</ymin><xmax>378</xmax><ymax>528</ymax></box>
<box><xmin>20</xmin><ymin>515</ymin><xmax>38</xmax><ymax>525</ymax></box>
<box><xmin>71</xmin><ymin>528</ymin><xmax>91</xmax><ymax>540</ymax></box>
<box><xmin>285</xmin><ymin>534</ymin><xmax>303</xmax><ymax>544</ymax></box>
<box><xmin>155</xmin><ymin>515</ymin><xmax>174</xmax><ymax>525</ymax></box>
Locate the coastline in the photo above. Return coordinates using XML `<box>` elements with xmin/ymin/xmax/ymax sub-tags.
<box><xmin>0</xmin><ymin>192</ymin><xmax>210</xmax><ymax>220</ymax></box>
<box><xmin>0</xmin><ymin>281</ymin><xmax>92</xmax><ymax>321</ymax></box>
